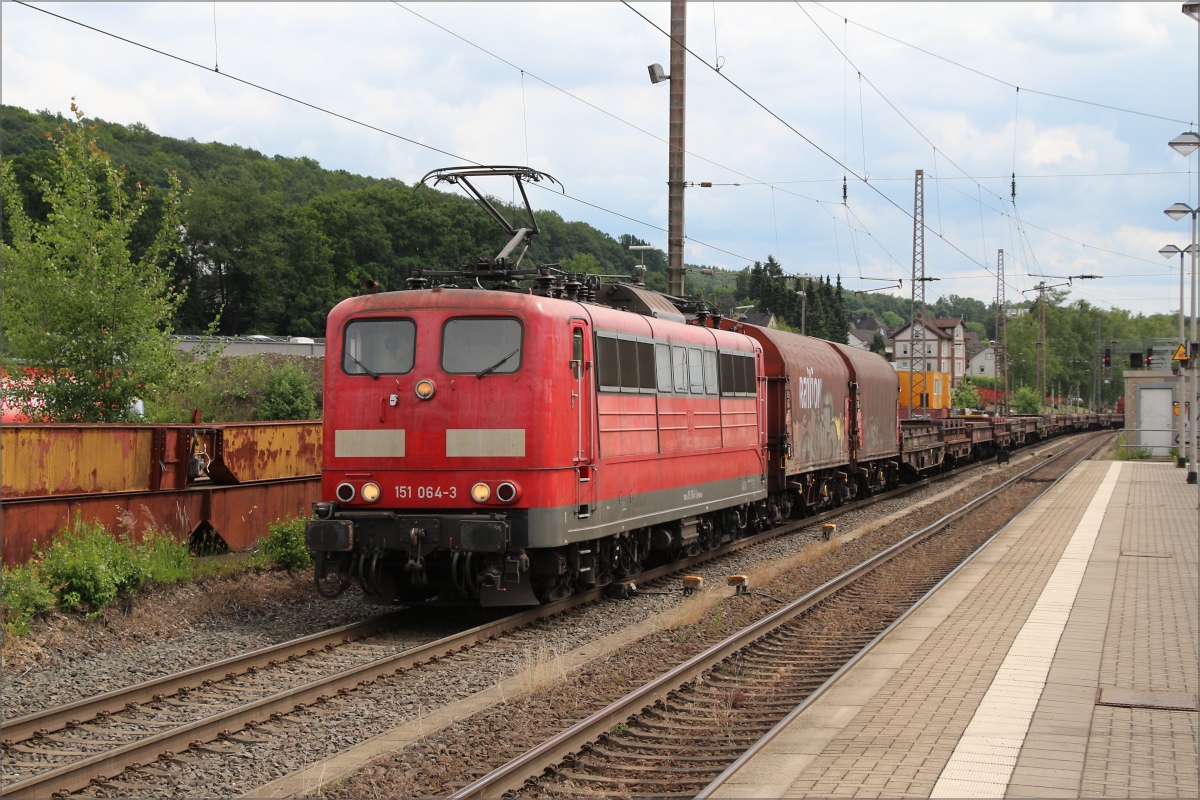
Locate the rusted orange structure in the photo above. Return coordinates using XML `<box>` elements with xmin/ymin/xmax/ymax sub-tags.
<box><xmin>1</xmin><ymin>422</ymin><xmax>321</xmax><ymax>566</ymax></box>
<box><xmin>897</xmin><ymin>370</ymin><xmax>953</xmax><ymax>410</ymax></box>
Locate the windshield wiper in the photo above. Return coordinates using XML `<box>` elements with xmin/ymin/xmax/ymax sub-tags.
<box><xmin>477</xmin><ymin>348</ymin><xmax>518</xmax><ymax>379</ymax></box>
<box><xmin>346</xmin><ymin>352</ymin><xmax>380</xmax><ymax>379</ymax></box>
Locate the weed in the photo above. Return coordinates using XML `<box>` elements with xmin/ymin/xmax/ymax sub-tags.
<box><xmin>41</xmin><ymin>517</ymin><xmax>150</xmax><ymax>610</ymax></box>
<box><xmin>260</xmin><ymin>516</ymin><xmax>312</xmax><ymax>571</ymax></box>
<box><xmin>138</xmin><ymin>532</ymin><xmax>195</xmax><ymax>584</ymax></box>
<box><xmin>711</xmin><ymin>602</ymin><xmax>725</xmax><ymax>631</ymax></box>
<box><xmin>742</xmin><ymin>538</ymin><xmax>841</xmax><ymax>588</ymax></box>
<box><xmin>609</xmin><ymin>723</ymin><xmax>629</xmax><ymax>736</ymax></box>
<box><xmin>1114</xmin><ymin>432</ymin><xmax>1153</xmax><ymax>461</ymax></box>
<box><xmin>517</xmin><ymin>645</ymin><xmax>566</xmax><ymax>695</ymax></box>
<box><xmin>1</xmin><ymin>563</ymin><xmax>56</xmax><ymax>637</ymax></box>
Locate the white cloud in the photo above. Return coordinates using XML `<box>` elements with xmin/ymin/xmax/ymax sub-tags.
<box><xmin>2</xmin><ymin>1</ymin><xmax>1195</xmax><ymax>314</ymax></box>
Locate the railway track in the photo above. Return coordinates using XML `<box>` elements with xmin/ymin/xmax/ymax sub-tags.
<box><xmin>449</xmin><ymin>431</ymin><xmax>1113</xmax><ymax>799</ymax></box>
<box><xmin>0</xmin><ymin>434</ymin><xmax>1088</xmax><ymax>799</ymax></box>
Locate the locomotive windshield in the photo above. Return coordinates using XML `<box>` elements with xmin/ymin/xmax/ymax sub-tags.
<box><xmin>342</xmin><ymin>319</ymin><xmax>416</xmax><ymax>376</ymax></box>
<box><xmin>442</xmin><ymin>318</ymin><xmax>523</xmax><ymax>375</ymax></box>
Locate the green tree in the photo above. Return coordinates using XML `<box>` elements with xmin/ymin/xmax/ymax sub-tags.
<box><xmin>1</xmin><ymin>102</ymin><xmax>184</xmax><ymax>421</ymax></box>
<box><xmin>1012</xmin><ymin>385</ymin><xmax>1042</xmax><ymax>415</ymax></box>
<box><xmin>952</xmin><ymin>379</ymin><xmax>980</xmax><ymax>410</ymax></box>
<box><xmin>561</xmin><ymin>252</ymin><xmax>604</xmax><ymax>274</ymax></box>
<box><xmin>870</xmin><ymin>330</ymin><xmax>887</xmax><ymax>356</ymax></box>
<box><xmin>256</xmin><ymin>360</ymin><xmax>318</xmax><ymax>420</ymax></box>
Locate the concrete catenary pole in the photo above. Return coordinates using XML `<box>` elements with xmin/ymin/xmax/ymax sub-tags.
<box><xmin>667</xmin><ymin>0</ymin><xmax>686</xmax><ymax>298</ymax></box>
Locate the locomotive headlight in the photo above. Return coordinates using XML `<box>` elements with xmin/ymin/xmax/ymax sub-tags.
<box><xmin>360</xmin><ymin>482</ymin><xmax>381</xmax><ymax>503</ymax></box>
<box><xmin>471</xmin><ymin>482</ymin><xmax>491</xmax><ymax>502</ymax></box>
<box><xmin>495</xmin><ymin>482</ymin><xmax>517</xmax><ymax>503</ymax></box>
<box><xmin>414</xmin><ymin>379</ymin><xmax>436</xmax><ymax>400</ymax></box>
<box><xmin>336</xmin><ymin>482</ymin><xmax>356</xmax><ymax>503</ymax></box>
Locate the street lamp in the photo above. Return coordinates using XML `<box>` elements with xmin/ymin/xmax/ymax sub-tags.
<box><xmin>1160</xmin><ymin>242</ymin><xmax>1199</xmax><ymax>467</ymax></box>
<box><xmin>1157</xmin><ymin>244</ymin><xmax>1199</xmax><ymax>343</ymax></box>
<box><xmin>1166</xmin><ymin>186</ymin><xmax>1199</xmax><ymax>485</ymax></box>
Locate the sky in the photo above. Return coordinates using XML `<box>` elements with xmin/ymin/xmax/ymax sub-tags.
<box><xmin>3</xmin><ymin>1</ymin><xmax>1199</xmax><ymax>317</ymax></box>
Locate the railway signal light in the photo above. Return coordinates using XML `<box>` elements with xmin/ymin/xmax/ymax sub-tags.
<box><xmin>1146</xmin><ymin>347</ymin><xmax>1154</xmax><ymax>369</ymax></box>
<box><xmin>1103</xmin><ymin>348</ymin><xmax>1111</xmax><ymax>370</ymax></box>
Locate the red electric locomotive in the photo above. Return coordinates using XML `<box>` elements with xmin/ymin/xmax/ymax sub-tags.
<box><xmin>306</xmin><ymin>168</ymin><xmax>780</xmax><ymax>606</ymax></box>
<box><xmin>305</xmin><ymin>166</ymin><xmax>908</xmax><ymax>607</ymax></box>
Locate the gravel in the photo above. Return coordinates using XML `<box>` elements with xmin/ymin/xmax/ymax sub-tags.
<box><xmin>62</xmin><ymin>437</ymin><xmax>1089</xmax><ymax>798</ymax></box>
<box><xmin>7</xmin><ymin>435</ymin><xmax>1092</xmax><ymax>798</ymax></box>
<box><xmin>2</xmin><ymin>575</ymin><xmax>381</xmax><ymax>720</ymax></box>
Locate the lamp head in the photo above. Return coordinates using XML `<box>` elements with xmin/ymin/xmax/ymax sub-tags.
<box><xmin>1184</xmin><ymin>3</ymin><xmax>1200</xmax><ymax>22</ymax></box>
<box><xmin>1160</xmin><ymin>244</ymin><xmax>1183</xmax><ymax>258</ymax></box>
<box><xmin>1169</xmin><ymin>131</ymin><xmax>1200</xmax><ymax>157</ymax></box>
<box><xmin>1165</xmin><ymin>202</ymin><xmax>1195</xmax><ymax>221</ymax></box>
<box><xmin>647</xmin><ymin>63</ymin><xmax>669</xmax><ymax>84</ymax></box>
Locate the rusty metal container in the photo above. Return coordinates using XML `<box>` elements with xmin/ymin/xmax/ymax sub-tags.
<box><xmin>1</xmin><ymin>421</ymin><xmax>323</xmax><ymax>566</ymax></box>
<box><xmin>2</xmin><ymin>424</ymin><xmax>155</xmax><ymax>498</ymax></box>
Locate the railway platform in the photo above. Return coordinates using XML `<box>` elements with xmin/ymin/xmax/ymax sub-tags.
<box><xmin>710</xmin><ymin>459</ymin><xmax>1198</xmax><ymax>798</ymax></box>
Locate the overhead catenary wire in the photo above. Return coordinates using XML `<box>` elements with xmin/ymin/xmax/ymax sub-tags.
<box><xmin>796</xmin><ymin>3</ymin><xmax>1012</xmax><ymax>212</ymax></box>
<box><xmin>795</xmin><ymin>1</ymin><xmax>1163</xmax><ymax>292</ymax></box>
<box><xmin>14</xmin><ymin>0</ymin><xmax>755</xmax><ymax>265</ymax></box>
<box><xmin>621</xmin><ymin>0</ymin><xmax>1001</xmax><ymax>281</ymax></box>
<box><xmin>809</xmin><ymin>0</ymin><xmax>1193</xmax><ymax>126</ymax></box>
<box><xmin>409</xmin><ymin>0</ymin><xmax>1183</xmax><ymax>287</ymax></box>
<box><xmin>392</xmin><ymin>2</ymin><xmax>834</xmax><ymax>209</ymax></box>
<box><xmin>15</xmin><ymin>1</ymin><xmax>478</xmax><ymax>164</ymax></box>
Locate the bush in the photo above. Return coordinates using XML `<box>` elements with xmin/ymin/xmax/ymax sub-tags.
<box><xmin>1012</xmin><ymin>385</ymin><xmax>1042</xmax><ymax>415</ymax></box>
<box><xmin>139</xmin><ymin>532</ymin><xmax>195</xmax><ymax>584</ymax></box>
<box><xmin>260</xmin><ymin>516</ymin><xmax>312</xmax><ymax>571</ymax></box>
<box><xmin>1</xmin><ymin>563</ymin><xmax>57</xmax><ymax>636</ymax></box>
<box><xmin>146</xmin><ymin>353</ymin><xmax>322</xmax><ymax>423</ymax></box>
<box><xmin>952</xmin><ymin>379</ymin><xmax>980</xmax><ymax>410</ymax></box>
<box><xmin>256</xmin><ymin>361</ymin><xmax>318</xmax><ymax>420</ymax></box>
<box><xmin>40</xmin><ymin>518</ymin><xmax>149</xmax><ymax>610</ymax></box>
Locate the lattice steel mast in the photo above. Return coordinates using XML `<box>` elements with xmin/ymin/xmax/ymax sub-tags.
<box><xmin>909</xmin><ymin>169</ymin><xmax>927</xmax><ymax>417</ymax></box>
<box><xmin>1036</xmin><ymin>281</ymin><xmax>1048</xmax><ymax>413</ymax></box>
<box><xmin>995</xmin><ymin>249</ymin><xmax>1009</xmax><ymax>415</ymax></box>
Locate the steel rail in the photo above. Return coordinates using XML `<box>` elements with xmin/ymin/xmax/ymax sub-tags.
<box><xmin>1</xmin><ymin>595</ymin><xmax>604</xmax><ymax>799</ymax></box>
<box><xmin>0</xmin><ymin>442</ymin><xmax>985</xmax><ymax>750</ymax></box>
<box><xmin>0</xmin><ymin>433</ymin><xmax>1091</xmax><ymax>798</ymax></box>
<box><xmin>448</xmin><ymin>432</ymin><xmax>1110</xmax><ymax>799</ymax></box>
<box><xmin>0</xmin><ymin>444</ymin><xmax>977</xmax><ymax>746</ymax></box>
<box><xmin>696</xmin><ymin>431</ymin><xmax>1113</xmax><ymax>798</ymax></box>
<box><xmin>1</xmin><ymin>613</ymin><xmax>407</xmax><ymax>743</ymax></box>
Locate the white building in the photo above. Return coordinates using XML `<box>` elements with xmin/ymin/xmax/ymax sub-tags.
<box><xmin>890</xmin><ymin>317</ymin><xmax>967</xmax><ymax>386</ymax></box>
<box><xmin>968</xmin><ymin>344</ymin><xmax>996</xmax><ymax>379</ymax></box>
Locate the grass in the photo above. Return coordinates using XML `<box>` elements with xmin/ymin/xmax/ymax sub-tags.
<box><xmin>1113</xmin><ymin>432</ymin><xmax>1152</xmax><ymax>460</ymax></box>
<box><xmin>740</xmin><ymin>538</ymin><xmax>841</xmax><ymax>589</ymax></box>
<box><xmin>659</xmin><ymin>538</ymin><xmax>841</xmax><ymax>635</ymax></box>
<box><xmin>516</xmin><ymin>644</ymin><xmax>568</xmax><ymax>696</ymax></box>
<box><xmin>2</xmin><ymin>513</ymin><xmax>313</xmax><ymax>639</ymax></box>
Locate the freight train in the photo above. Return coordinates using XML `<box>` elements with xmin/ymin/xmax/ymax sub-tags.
<box><xmin>304</xmin><ymin>166</ymin><xmax>1121</xmax><ymax>607</ymax></box>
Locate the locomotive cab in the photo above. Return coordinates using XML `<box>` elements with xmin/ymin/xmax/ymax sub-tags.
<box><xmin>308</xmin><ymin>288</ymin><xmax>597</xmax><ymax>606</ymax></box>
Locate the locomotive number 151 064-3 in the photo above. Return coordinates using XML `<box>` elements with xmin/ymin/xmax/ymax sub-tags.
<box><xmin>396</xmin><ymin>485</ymin><xmax>458</xmax><ymax>499</ymax></box>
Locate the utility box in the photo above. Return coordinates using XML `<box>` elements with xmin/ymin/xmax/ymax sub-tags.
<box><xmin>1123</xmin><ymin>371</ymin><xmax>1183</xmax><ymax>457</ymax></box>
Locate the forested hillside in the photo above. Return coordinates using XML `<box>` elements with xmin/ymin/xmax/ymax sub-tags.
<box><xmin>1</xmin><ymin>105</ymin><xmax>675</xmax><ymax>336</ymax></box>
<box><xmin>1</xmin><ymin>104</ymin><xmax>1176</xmax><ymax>408</ymax></box>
